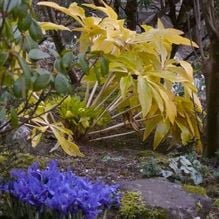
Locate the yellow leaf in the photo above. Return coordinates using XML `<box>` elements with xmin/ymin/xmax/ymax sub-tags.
<box><xmin>166</xmin><ymin>34</ymin><xmax>199</xmax><ymax>48</ymax></box>
<box><xmin>148</xmin><ymin>84</ymin><xmax>164</xmax><ymax>112</ymax></box>
<box><xmin>146</xmin><ymin>71</ymin><xmax>189</xmax><ymax>83</ymax></box>
<box><xmin>79</xmin><ymin>33</ymin><xmax>92</xmax><ymax>53</ymax></box>
<box><xmin>38</xmin><ymin>1</ymin><xmax>84</xmax><ymax>25</ymax></box>
<box><xmin>192</xmin><ymin>93</ymin><xmax>202</xmax><ymax>112</ymax></box>
<box><xmin>149</xmin><ymin>81</ymin><xmax>176</xmax><ymax>124</ymax></box>
<box><xmin>68</xmin><ymin>2</ymin><xmax>85</xmax><ymax>20</ymax></box>
<box><xmin>51</xmin><ymin>127</ymin><xmax>84</xmax><ymax>157</ymax></box>
<box><xmin>176</xmin><ymin>120</ymin><xmax>192</xmax><ymax>145</ymax></box>
<box><xmin>51</xmin><ymin>122</ymin><xmax>73</xmax><ymax>135</ymax></box>
<box><xmin>185</xmin><ymin>113</ymin><xmax>195</xmax><ymax>135</ymax></box>
<box><xmin>32</xmin><ymin>132</ymin><xmax>43</xmax><ymax>148</ymax></box>
<box><xmin>120</xmin><ymin>75</ymin><xmax>133</xmax><ymax>99</ymax></box>
<box><xmin>39</xmin><ymin>22</ymin><xmax>71</xmax><ymax>32</ymax></box>
<box><xmin>83</xmin><ymin>1</ymin><xmax>118</xmax><ymax>19</ymax></box>
<box><xmin>35</xmin><ymin>126</ymin><xmax>49</xmax><ymax>133</ymax></box>
<box><xmin>153</xmin><ymin>119</ymin><xmax>170</xmax><ymax>149</ymax></box>
<box><xmin>143</xmin><ymin>116</ymin><xmax>161</xmax><ymax>140</ymax></box>
<box><xmin>193</xmin><ymin>122</ymin><xmax>203</xmax><ymax>154</ymax></box>
<box><xmin>179</xmin><ymin>60</ymin><xmax>193</xmax><ymax>80</ymax></box>
<box><xmin>38</xmin><ymin>2</ymin><xmax>69</xmax><ymax>14</ymax></box>
<box><xmin>137</xmin><ymin>76</ymin><xmax>152</xmax><ymax>117</ymax></box>
<box><xmin>157</xmin><ymin>19</ymin><xmax>164</xmax><ymax>29</ymax></box>
<box><xmin>141</xmin><ymin>25</ymin><xmax>153</xmax><ymax>32</ymax></box>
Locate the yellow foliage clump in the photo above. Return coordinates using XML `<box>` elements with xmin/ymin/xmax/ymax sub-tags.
<box><xmin>38</xmin><ymin>1</ymin><xmax>202</xmax><ymax>153</ymax></box>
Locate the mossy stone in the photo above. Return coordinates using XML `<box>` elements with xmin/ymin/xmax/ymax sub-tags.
<box><xmin>119</xmin><ymin>192</ymin><xmax>168</xmax><ymax>219</ymax></box>
<box><xmin>183</xmin><ymin>184</ymin><xmax>207</xmax><ymax>196</ymax></box>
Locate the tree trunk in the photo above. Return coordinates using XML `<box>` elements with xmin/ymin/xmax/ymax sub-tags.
<box><xmin>125</xmin><ymin>0</ymin><xmax>137</xmax><ymax>30</ymax></box>
<box><xmin>201</xmin><ymin>0</ymin><xmax>219</xmax><ymax>156</ymax></box>
<box><xmin>206</xmin><ymin>38</ymin><xmax>219</xmax><ymax>156</ymax></box>
<box><xmin>114</xmin><ymin>0</ymin><xmax>120</xmax><ymax>15</ymax></box>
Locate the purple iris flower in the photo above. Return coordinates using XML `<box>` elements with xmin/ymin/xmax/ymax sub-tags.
<box><xmin>0</xmin><ymin>160</ymin><xmax>121</xmax><ymax>219</ymax></box>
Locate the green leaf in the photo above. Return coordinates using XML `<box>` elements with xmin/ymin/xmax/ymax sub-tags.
<box><xmin>48</xmin><ymin>48</ymin><xmax>59</xmax><ymax>58</ymax></box>
<box><xmin>14</xmin><ymin>3</ymin><xmax>29</xmax><ymax>18</ymax></box>
<box><xmin>13</xmin><ymin>77</ymin><xmax>26</xmax><ymax>98</ymax></box>
<box><xmin>22</xmin><ymin>35</ymin><xmax>39</xmax><ymax>52</ymax></box>
<box><xmin>94</xmin><ymin>64</ymin><xmax>101</xmax><ymax>83</ymax></box>
<box><xmin>29</xmin><ymin>20</ymin><xmax>43</xmax><ymax>42</ymax></box>
<box><xmin>3</xmin><ymin>73</ymin><xmax>13</xmax><ymax>86</ymax></box>
<box><xmin>79</xmin><ymin>53</ymin><xmax>89</xmax><ymax>74</ymax></box>
<box><xmin>54</xmin><ymin>59</ymin><xmax>65</xmax><ymax>72</ymax></box>
<box><xmin>100</xmin><ymin>56</ymin><xmax>109</xmax><ymax>76</ymax></box>
<box><xmin>137</xmin><ymin>76</ymin><xmax>152</xmax><ymax>117</ymax></box>
<box><xmin>0</xmin><ymin>107</ymin><xmax>6</xmax><ymax>122</ymax></box>
<box><xmin>28</xmin><ymin>49</ymin><xmax>50</xmax><ymax>60</ymax></box>
<box><xmin>0</xmin><ymin>52</ymin><xmax>9</xmax><ymax>66</ymax></box>
<box><xmin>3</xmin><ymin>20</ymin><xmax>13</xmax><ymax>39</ymax></box>
<box><xmin>17</xmin><ymin>55</ymin><xmax>31</xmax><ymax>88</ymax></box>
<box><xmin>18</xmin><ymin>14</ymin><xmax>32</xmax><ymax>32</ymax></box>
<box><xmin>3</xmin><ymin>0</ymin><xmax>21</xmax><ymax>12</ymax></box>
<box><xmin>61</xmin><ymin>51</ymin><xmax>73</xmax><ymax>68</ymax></box>
<box><xmin>54</xmin><ymin>74</ymin><xmax>71</xmax><ymax>94</ymax></box>
<box><xmin>10</xmin><ymin>108</ymin><xmax>19</xmax><ymax>128</ymax></box>
<box><xmin>33</xmin><ymin>68</ymin><xmax>51</xmax><ymax>91</ymax></box>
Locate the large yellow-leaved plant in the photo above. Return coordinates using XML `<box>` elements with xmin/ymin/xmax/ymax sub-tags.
<box><xmin>38</xmin><ymin>1</ymin><xmax>202</xmax><ymax>153</ymax></box>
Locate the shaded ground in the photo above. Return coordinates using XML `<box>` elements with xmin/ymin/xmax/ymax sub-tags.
<box><xmin>33</xmin><ymin>135</ymin><xmax>148</xmax><ymax>183</ymax></box>
<box><xmin>1</xmin><ymin>134</ymin><xmax>219</xmax><ymax>218</ymax></box>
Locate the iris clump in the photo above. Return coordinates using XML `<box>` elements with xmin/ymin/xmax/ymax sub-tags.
<box><xmin>0</xmin><ymin>161</ymin><xmax>120</xmax><ymax>219</ymax></box>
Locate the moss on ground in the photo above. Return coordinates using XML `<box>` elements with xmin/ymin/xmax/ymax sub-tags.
<box><xmin>119</xmin><ymin>191</ymin><xmax>168</xmax><ymax>219</ymax></box>
<box><xmin>213</xmin><ymin>199</ymin><xmax>219</xmax><ymax>207</ymax></box>
<box><xmin>0</xmin><ymin>152</ymin><xmax>47</xmax><ymax>178</ymax></box>
<box><xmin>183</xmin><ymin>184</ymin><xmax>207</xmax><ymax>196</ymax></box>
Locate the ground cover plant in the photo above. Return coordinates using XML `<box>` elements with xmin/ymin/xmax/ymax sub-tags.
<box><xmin>0</xmin><ymin>161</ymin><xmax>120</xmax><ymax>219</ymax></box>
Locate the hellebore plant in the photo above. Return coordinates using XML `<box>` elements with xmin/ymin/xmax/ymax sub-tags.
<box><xmin>0</xmin><ymin>161</ymin><xmax>120</xmax><ymax>219</ymax></box>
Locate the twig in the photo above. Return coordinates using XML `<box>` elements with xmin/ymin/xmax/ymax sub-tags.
<box><xmin>0</xmin><ymin>95</ymin><xmax>68</xmax><ymax>135</ymax></box>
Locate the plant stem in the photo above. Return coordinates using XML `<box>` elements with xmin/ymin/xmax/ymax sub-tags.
<box><xmin>112</xmin><ymin>105</ymin><xmax>140</xmax><ymax>119</ymax></box>
<box><xmin>86</xmin><ymin>81</ymin><xmax>98</xmax><ymax>107</ymax></box>
<box><xmin>88</xmin><ymin>118</ymin><xmax>145</xmax><ymax>135</ymax></box>
<box><xmin>94</xmin><ymin>87</ymin><xmax>118</xmax><ymax>110</ymax></box>
<box><xmin>91</xmin><ymin>73</ymin><xmax>115</xmax><ymax>106</ymax></box>
<box><xmin>89</xmin><ymin>128</ymin><xmax>145</xmax><ymax>141</ymax></box>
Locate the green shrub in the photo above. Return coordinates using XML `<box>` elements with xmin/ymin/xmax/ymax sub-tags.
<box><xmin>140</xmin><ymin>158</ymin><xmax>162</xmax><ymax>178</ymax></box>
<box><xmin>58</xmin><ymin>95</ymin><xmax>110</xmax><ymax>138</ymax></box>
